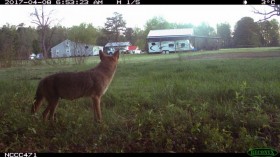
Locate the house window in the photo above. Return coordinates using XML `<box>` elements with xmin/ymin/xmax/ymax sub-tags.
<box><xmin>56</xmin><ymin>49</ymin><xmax>59</xmax><ymax>56</ymax></box>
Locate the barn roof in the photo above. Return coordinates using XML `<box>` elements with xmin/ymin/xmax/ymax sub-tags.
<box><xmin>128</xmin><ymin>46</ymin><xmax>138</xmax><ymax>50</ymax></box>
<box><xmin>105</xmin><ymin>42</ymin><xmax>131</xmax><ymax>47</ymax></box>
<box><xmin>147</xmin><ymin>29</ymin><xmax>194</xmax><ymax>38</ymax></box>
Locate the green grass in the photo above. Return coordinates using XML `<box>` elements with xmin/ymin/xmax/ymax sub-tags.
<box><xmin>0</xmin><ymin>48</ymin><xmax>280</xmax><ymax>152</ymax></box>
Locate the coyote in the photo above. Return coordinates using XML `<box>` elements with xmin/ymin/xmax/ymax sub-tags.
<box><xmin>31</xmin><ymin>50</ymin><xmax>119</xmax><ymax>123</ymax></box>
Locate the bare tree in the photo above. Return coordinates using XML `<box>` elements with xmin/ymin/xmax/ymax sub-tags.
<box><xmin>253</xmin><ymin>5</ymin><xmax>280</xmax><ymax>21</ymax></box>
<box><xmin>30</xmin><ymin>6</ymin><xmax>56</xmax><ymax>58</ymax></box>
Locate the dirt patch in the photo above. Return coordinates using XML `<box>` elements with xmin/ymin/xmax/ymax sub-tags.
<box><xmin>183</xmin><ymin>51</ymin><xmax>280</xmax><ymax>60</ymax></box>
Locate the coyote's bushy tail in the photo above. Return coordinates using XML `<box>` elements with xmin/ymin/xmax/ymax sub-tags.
<box><xmin>31</xmin><ymin>83</ymin><xmax>44</xmax><ymax>114</ymax></box>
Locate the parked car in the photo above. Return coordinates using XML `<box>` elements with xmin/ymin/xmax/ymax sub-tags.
<box><xmin>29</xmin><ymin>53</ymin><xmax>43</xmax><ymax>60</ymax></box>
<box><xmin>29</xmin><ymin>53</ymin><xmax>36</xmax><ymax>60</ymax></box>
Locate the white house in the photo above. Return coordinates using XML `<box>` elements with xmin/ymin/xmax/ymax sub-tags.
<box><xmin>51</xmin><ymin>39</ymin><xmax>103</xmax><ymax>58</ymax></box>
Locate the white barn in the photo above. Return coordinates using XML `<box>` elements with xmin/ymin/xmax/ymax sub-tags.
<box><xmin>104</xmin><ymin>42</ymin><xmax>131</xmax><ymax>55</ymax></box>
<box><xmin>147</xmin><ymin>28</ymin><xmax>220</xmax><ymax>53</ymax></box>
<box><xmin>147</xmin><ymin>29</ymin><xmax>195</xmax><ymax>54</ymax></box>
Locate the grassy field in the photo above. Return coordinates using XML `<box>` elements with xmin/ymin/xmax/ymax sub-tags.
<box><xmin>0</xmin><ymin>47</ymin><xmax>280</xmax><ymax>153</ymax></box>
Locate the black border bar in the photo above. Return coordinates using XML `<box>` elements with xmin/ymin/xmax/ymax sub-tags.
<box><xmin>1</xmin><ymin>0</ymin><xmax>269</xmax><ymax>5</ymax></box>
<box><xmin>0</xmin><ymin>153</ymin><xmax>252</xmax><ymax>157</ymax></box>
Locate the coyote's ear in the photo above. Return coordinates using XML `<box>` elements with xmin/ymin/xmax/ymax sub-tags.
<box><xmin>99</xmin><ymin>50</ymin><xmax>105</xmax><ymax>60</ymax></box>
<box><xmin>113</xmin><ymin>50</ymin><xmax>119</xmax><ymax>59</ymax></box>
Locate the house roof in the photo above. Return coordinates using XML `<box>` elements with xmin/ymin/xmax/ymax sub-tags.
<box><xmin>147</xmin><ymin>29</ymin><xmax>194</xmax><ymax>38</ymax></box>
<box><xmin>105</xmin><ymin>42</ymin><xmax>131</xmax><ymax>47</ymax></box>
<box><xmin>128</xmin><ymin>46</ymin><xmax>138</xmax><ymax>50</ymax></box>
<box><xmin>52</xmin><ymin>39</ymin><xmax>103</xmax><ymax>49</ymax></box>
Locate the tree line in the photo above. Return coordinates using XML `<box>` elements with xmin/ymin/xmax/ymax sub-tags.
<box><xmin>0</xmin><ymin>9</ymin><xmax>279</xmax><ymax>61</ymax></box>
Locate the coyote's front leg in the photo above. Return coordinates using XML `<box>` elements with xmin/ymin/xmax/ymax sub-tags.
<box><xmin>92</xmin><ymin>96</ymin><xmax>102</xmax><ymax>123</ymax></box>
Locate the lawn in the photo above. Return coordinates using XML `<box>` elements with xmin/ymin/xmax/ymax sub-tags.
<box><xmin>0</xmin><ymin>47</ymin><xmax>280</xmax><ymax>152</ymax></box>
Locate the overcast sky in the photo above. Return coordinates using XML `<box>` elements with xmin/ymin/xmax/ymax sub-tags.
<box><xmin>0</xmin><ymin>5</ymin><xmax>277</xmax><ymax>30</ymax></box>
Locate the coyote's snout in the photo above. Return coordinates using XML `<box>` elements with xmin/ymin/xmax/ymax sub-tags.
<box><xmin>31</xmin><ymin>50</ymin><xmax>119</xmax><ymax>123</ymax></box>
